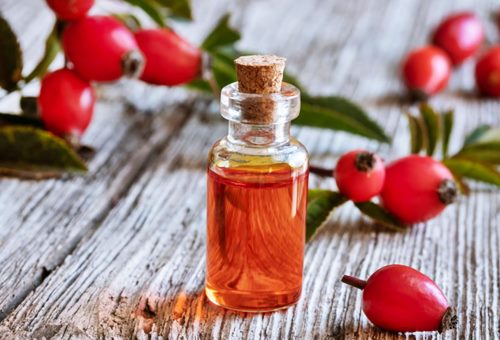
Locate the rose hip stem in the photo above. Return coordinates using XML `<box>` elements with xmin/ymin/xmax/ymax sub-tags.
<box><xmin>309</xmin><ymin>165</ymin><xmax>334</xmax><ymax>177</ymax></box>
<box><xmin>341</xmin><ymin>275</ymin><xmax>367</xmax><ymax>289</ymax></box>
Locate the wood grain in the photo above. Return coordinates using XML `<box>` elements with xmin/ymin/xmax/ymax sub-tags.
<box><xmin>0</xmin><ymin>0</ymin><xmax>498</xmax><ymax>339</ymax></box>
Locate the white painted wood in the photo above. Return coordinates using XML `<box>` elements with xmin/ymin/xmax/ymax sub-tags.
<box><xmin>0</xmin><ymin>0</ymin><xmax>498</xmax><ymax>339</ymax></box>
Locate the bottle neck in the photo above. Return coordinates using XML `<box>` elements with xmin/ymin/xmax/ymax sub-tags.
<box><xmin>227</xmin><ymin>121</ymin><xmax>291</xmax><ymax>146</ymax></box>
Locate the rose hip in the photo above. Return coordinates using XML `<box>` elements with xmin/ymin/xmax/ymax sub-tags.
<box><xmin>62</xmin><ymin>16</ymin><xmax>144</xmax><ymax>82</ymax></box>
<box><xmin>335</xmin><ymin>150</ymin><xmax>385</xmax><ymax>202</ymax></box>
<box><xmin>475</xmin><ymin>46</ymin><xmax>500</xmax><ymax>97</ymax></box>
<box><xmin>381</xmin><ymin>155</ymin><xmax>457</xmax><ymax>224</ymax></box>
<box><xmin>432</xmin><ymin>12</ymin><xmax>484</xmax><ymax>66</ymax></box>
<box><xmin>402</xmin><ymin>46</ymin><xmax>451</xmax><ymax>99</ymax></box>
<box><xmin>38</xmin><ymin>69</ymin><xmax>95</xmax><ymax>140</ymax></box>
<box><xmin>46</xmin><ymin>0</ymin><xmax>94</xmax><ymax>21</ymax></box>
<box><xmin>342</xmin><ymin>264</ymin><xmax>457</xmax><ymax>332</ymax></box>
<box><xmin>134</xmin><ymin>29</ymin><xmax>202</xmax><ymax>86</ymax></box>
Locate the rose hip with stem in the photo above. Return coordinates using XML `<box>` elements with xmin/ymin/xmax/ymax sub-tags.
<box><xmin>341</xmin><ymin>264</ymin><xmax>457</xmax><ymax>333</ymax></box>
<box><xmin>62</xmin><ymin>16</ymin><xmax>144</xmax><ymax>82</ymax></box>
<box><xmin>335</xmin><ymin>150</ymin><xmax>385</xmax><ymax>202</ymax></box>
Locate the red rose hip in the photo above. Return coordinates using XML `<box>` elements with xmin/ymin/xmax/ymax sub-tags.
<box><xmin>432</xmin><ymin>12</ymin><xmax>484</xmax><ymax>66</ymax></box>
<box><xmin>402</xmin><ymin>46</ymin><xmax>451</xmax><ymax>99</ymax></box>
<box><xmin>381</xmin><ymin>155</ymin><xmax>457</xmax><ymax>224</ymax></box>
<box><xmin>475</xmin><ymin>46</ymin><xmax>500</xmax><ymax>97</ymax></box>
<box><xmin>335</xmin><ymin>150</ymin><xmax>385</xmax><ymax>202</ymax></box>
<box><xmin>38</xmin><ymin>69</ymin><xmax>95</xmax><ymax>140</ymax></box>
<box><xmin>341</xmin><ymin>264</ymin><xmax>457</xmax><ymax>332</ymax></box>
<box><xmin>46</xmin><ymin>0</ymin><xmax>94</xmax><ymax>21</ymax></box>
<box><xmin>62</xmin><ymin>16</ymin><xmax>143</xmax><ymax>82</ymax></box>
<box><xmin>134</xmin><ymin>29</ymin><xmax>202</xmax><ymax>86</ymax></box>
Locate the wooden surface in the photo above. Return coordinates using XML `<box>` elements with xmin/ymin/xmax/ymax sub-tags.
<box><xmin>0</xmin><ymin>0</ymin><xmax>499</xmax><ymax>339</ymax></box>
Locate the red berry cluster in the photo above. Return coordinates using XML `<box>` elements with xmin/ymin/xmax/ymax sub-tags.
<box><xmin>39</xmin><ymin>0</ymin><xmax>202</xmax><ymax>143</ymax></box>
<box><xmin>402</xmin><ymin>11</ymin><xmax>500</xmax><ymax>98</ymax></box>
<box><xmin>334</xmin><ymin>151</ymin><xmax>456</xmax><ymax>224</ymax></box>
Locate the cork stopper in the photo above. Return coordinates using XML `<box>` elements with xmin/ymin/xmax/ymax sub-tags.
<box><xmin>234</xmin><ymin>55</ymin><xmax>286</xmax><ymax>124</ymax></box>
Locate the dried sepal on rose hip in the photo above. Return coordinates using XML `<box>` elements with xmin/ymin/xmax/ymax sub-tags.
<box><xmin>381</xmin><ymin>155</ymin><xmax>458</xmax><ymax>224</ymax></box>
<box><xmin>335</xmin><ymin>150</ymin><xmax>385</xmax><ymax>202</ymax></box>
<box><xmin>341</xmin><ymin>264</ymin><xmax>457</xmax><ymax>333</ymax></box>
<box><xmin>62</xmin><ymin>16</ymin><xmax>144</xmax><ymax>82</ymax></box>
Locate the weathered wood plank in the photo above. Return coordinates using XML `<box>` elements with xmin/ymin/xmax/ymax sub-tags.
<box><xmin>0</xmin><ymin>0</ymin><xmax>499</xmax><ymax>339</ymax></box>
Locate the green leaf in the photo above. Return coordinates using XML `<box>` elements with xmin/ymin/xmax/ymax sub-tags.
<box><xmin>0</xmin><ymin>15</ymin><xmax>23</xmax><ymax>91</ymax></box>
<box><xmin>185</xmin><ymin>78</ymin><xmax>212</xmax><ymax>94</ymax></box>
<box><xmin>306</xmin><ymin>190</ymin><xmax>347</xmax><ymax>241</ymax></box>
<box><xmin>0</xmin><ymin>112</ymin><xmax>43</xmax><ymax>128</ymax></box>
<box><xmin>453</xmin><ymin>142</ymin><xmax>500</xmax><ymax>165</ymax></box>
<box><xmin>24</xmin><ymin>23</ymin><xmax>59</xmax><ymax>83</ymax></box>
<box><xmin>441</xmin><ymin>110</ymin><xmax>454</xmax><ymax>158</ymax></box>
<box><xmin>354</xmin><ymin>201</ymin><xmax>406</xmax><ymax>231</ymax></box>
<box><xmin>156</xmin><ymin>0</ymin><xmax>192</xmax><ymax>20</ymax></box>
<box><xmin>201</xmin><ymin>14</ymin><xmax>240</xmax><ymax>53</ymax></box>
<box><xmin>123</xmin><ymin>0</ymin><xmax>166</xmax><ymax>27</ymax></box>
<box><xmin>443</xmin><ymin>158</ymin><xmax>500</xmax><ymax>187</ymax></box>
<box><xmin>113</xmin><ymin>13</ymin><xmax>142</xmax><ymax>31</ymax></box>
<box><xmin>419</xmin><ymin>103</ymin><xmax>440</xmax><ymax>157</ymax></box>
<box><xmin>0</xmin><ymin>126</ymin><xmax>87</xmax><ymax>178</ymax></box>
<box><xmin>463</xmin><ymin>124</ymin><xmax>491</xmax><ymax>146</ymax></box>
<box><xmin>475</xmin><ymin>127</ymin><xmax>500</xmax><ymax>144</ymax></box>
<box><xmin>297</xmin><ymin>96</ymin><xmax>391</xmax><ymax>143</ymax></box>
<box><xmin>406</xmin><ymin>113</ymin><xmax>424</xmax><ymax>154</ymax></box>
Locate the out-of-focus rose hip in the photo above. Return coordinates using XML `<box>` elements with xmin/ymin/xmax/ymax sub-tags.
<box><xmin>475</xmin><ymin>46</ymin><xmax>500</xmax><ymax>97</ymax></box>
<box><xmin>134</xmin><ymin>29</ymin><xmax>202</xmax><ymax>86</ymax></box>
<box><xmin>46</xmin><ymin>0</ymin><xmax>94</xmax><ymax>21</ymax></box>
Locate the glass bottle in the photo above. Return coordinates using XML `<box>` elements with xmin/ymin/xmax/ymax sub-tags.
<box><xmin>206</xmin><ymin>56</ymin><xmax>309</xmax><ymax>312</ymax></box>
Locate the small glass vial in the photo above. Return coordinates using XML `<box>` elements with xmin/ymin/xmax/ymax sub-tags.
<box><xmin>206</xmin><ymin>55</ymin><xmax>309</xmax><ymax>312</ymax></box>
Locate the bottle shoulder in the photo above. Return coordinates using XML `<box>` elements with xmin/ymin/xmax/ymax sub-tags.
<box><xmin>209</xmin><ymin>136</ymin><xmax>309</xmax><ymax>172</ymax></box>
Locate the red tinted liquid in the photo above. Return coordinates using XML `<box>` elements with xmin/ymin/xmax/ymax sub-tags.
<box><xmin>206</xmin><ymin>164</ymin><xmax>308</xmax><ymax>312</ymax></box>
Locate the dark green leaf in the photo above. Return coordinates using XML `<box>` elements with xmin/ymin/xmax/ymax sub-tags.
<box><xmin>406</xmin><ymin>113</ymin><xmax>423</xmax><ymax>154</ymax></box>
<box><xmin>123</xmin><ymin>0</ymin><xmax>166</xmax><ymax>27</ymax></box>
<box><xmin>24</xmin><ymin>23</ymin><xmax>59</xmax><ymax>83</ymax></box>
<box><xmin>419</xmin><ymin>103</ymin><xmax>440</xmax><ymax>157</ymax></box>
<box><xmin>0</xmin><ymin>126</ymin><xmax>87</xmax><ymax>178</ymax></box>
<box><xmin>306</xmin><ymin>190</ymin><xmax>347</xmax><ymax>241</ymax></box>
<box><xmin>211</xmin><ymin>51</ymin><xmax>238</xmax><ymax>90</ymax></box>
<box><xmin>441</xmin><ymin>110</ymin><xmax>454</xmax><ymax>158</ymax></box>
<box><xmin>201</xmin><ymin>14</ymin><xmax>240</xmax><ymax>53</ymax></box>
<box><xmin>355</xmin><ymin>201</ymin><xmax>406</xmax><ymax>230</ymax></box>
<box><xmin>297</xmin><ymin>96</ymin><xmax>391</xmax><ymax>143</ymax></box>
<box><xmin>463</xmin><ymin>124</ymin><xmax>491</xmax><ymax>146</ymax></box>
<box><xmin>453</xmin><ymin>142</ymin><xmax>500</xmax><ymax>165</ymax></box>
<box><xmin>443</xmin><ymin>158</ymin><xmax>500</xmax><ymax>187</ymax></box>
<box><xmin>19</xmin><ymin>96</ymin><xmax>39</xmax><ymax>117</ymax></box>
<box><xmin>156</xmin><ymin>0</ymin><xmax>192</xmax><ymax>20</ymax></box>
<box><xmin>0</xmin><ymin>112</ymin><xmax>43</xmax><ymax>128</ymax></box>
<box><xmin>0</xmin><ymin>15</ymin><xmax>23</xmax><ymax>91</ymax></box>
<box><xmin>113</xmin><ymin>13</ymin><xmax>142</xmax><ymax>31</ymax></box>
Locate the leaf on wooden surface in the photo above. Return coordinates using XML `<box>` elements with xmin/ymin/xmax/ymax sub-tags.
<box><xmin>443</xmin><ymin>158</ymin><xmax>500</xmax><ymax>187</ymax></box>
<box><xmin>24</xmin><ymin>23</ymin><xmax>59</xmax><ymax>83</ymax></box>
<box><xmin>201</xmin><ymin>14</ymin><xmax>240</xmax><ymax>53</ymax></box>
<box><xmin>463</xmin><ymin>124</ymin><xmax>491</xmax><ymax>146</ymax></box>
<box><xmin>297</xmin><ymin>96</ymin><xmax>391</xmax><ymax>143</ymax></box>
<box><xmin>0</xmin><ymin>126</ymin><xmax>87</xmax><ymax>179</ymax></box>
<box><xmin>306</xmin><ymin>189</ymin><xmax>347</xmax><ymax>241</ymax></box>
<box><xmin>441</xmin><ymin>109</ymin><xmax>454</xmax><ymax>158</ymax></box>
<box><xmin>0</xmin><ymin>15</ymin><xmax>23</xmax><ymax>91</ymax></box>
<box><xmin>0</xmin><ymin>112</ymin><xmax>43</xmax><ymax>128</ymax></box>
<box><xmin>419</xmin><ymin>103</ymin><xmax>440</xmax><ymax>157</ymax></box>
<box><xmin>157</xmin><ymin>0</ymin><xmax>192</xmax><ymax>20</ymax></box>
<box><xmin>354</xmin><ymin>201</ymin><xmax>406</xmax><ymax>231</ymax></box>
<box><xmin>454</xmin><ymin>142</ymin><xmax>500</xmax><ymax>165</ymax></box>
<box><xmin>123</xmin><ymin>0</ymin><xmax>166</xmax><ymax>27</ymax></box>
<box><xmin>406</xmin><ymin>113</ymin><xmax>424</xmax><ymax>154</ymax></box>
